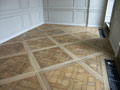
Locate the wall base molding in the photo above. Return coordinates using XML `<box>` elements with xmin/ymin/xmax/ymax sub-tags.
<box><xmin>45</xmin><ymin>22</ymin><xmax>86</xmax><ymax>26</ymax></box>
<box><xmin>0</xmin><ymin>22</ymin><xmax>44</xmax><ymax>44</ymax></box>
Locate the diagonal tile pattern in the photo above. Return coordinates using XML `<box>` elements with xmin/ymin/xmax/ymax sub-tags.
<box><xmin>0</xmin><ymin>42</ymin><xmax>25</xmax><ymax>58</ymax></box>
<box><xmin>0</xmin><ymin>24</ymin><xmax>114</xmax><ymax>90</ymax></box>
<box><xmin>26</xmin><ymin>38</ymin><xmax>55</xmax><ymax>51</ymax></box>
<box><xmin>64</xmin><ymin>42</ymin><xmax>100</xmax><ymax>58</ymax></box>
<box><xmin>33</xmin><ymin>47</ymin><xmax>72</xmax><ymax>68</ymax></box>
<box><xmin>0</xmin><ymin>76</ymin><xmax>42</xmax><ymax>90</ymax></box>
<box><xmin>0</xmin><ymin>54</ymin><xmax>34</xmax><ymax>79</ymax></box>
<box><xmin>52</xmin><ymin>34</ymin><xmax>80</xmax><ymax>44</ymax></box>
<box><xmin>44</xmin><ymin>63</ymin><xmax>104</xmax><ymax>90</ymax></box>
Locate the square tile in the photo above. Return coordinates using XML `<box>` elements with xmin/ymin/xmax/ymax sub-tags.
<box><xmin>64</xmin><ymin>42</ymin><xmax>100</xmax><ymax>58</ymax></box>
<box><xmin>22</xmin><ymin>28</ymin><xmax>45</xmax><ymax>40</ymax></box>
<box><xmin>3</xmin><ymin>36</ymin><xmax>22</xmax><ymax>44</ymax></box>
<box><xmin>27</xmin><ymin>38</ymin><xmax>55</xmax><ymax>50</ymax></box>
<box><xmin>0</xmin><ymin>76</ymin><xmax>42</xmax><ymax>90</ymax></box>
<box><xmin>60</xmin><ymin>26</ymin><xmax>88</xmax><ymax>33</ymax></box>
<box><xmin>86</xmin><ymin>38</ymin><xmax>114</xmax><ymax>54</ymax></box>
<box><xmin>45</xmin><ymin>29</ymin><xmax>65</xmax><ymax>36</ymax></box>
<box><xmin>73</xmin><ymin>31</ymin><xmax>98</xmax><ymax>40</ymax></box>
<box><xmin>33</xmin><ymin>47</ymin><xmax>72</xmax><ymax>68</ymax></box>
<box><xmin>44</xmin><ymin>64</ymin><xmax>104</xmax><ymax>90</ymax></box>
<box><xmin>0</xmin><ymin>42</ymin><xmax>25</xmax><ymax>57</ymax></box>
<box><xmin>39</xmin><ymin>24</ymin><xmax>59</xmax><ymax>31</ymax></box>
<box><xmin>52</xmin><ymin>34</ymin><xmax>80</xmax><ymax>44</ymax></box>
<box><xmin>0</xmin><ymin>54</ymin><xmax>34</xmax><ymax>79</ymax></box>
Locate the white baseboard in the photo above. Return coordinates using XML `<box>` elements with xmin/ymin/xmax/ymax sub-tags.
<box><xmin>45</xmin><ymin>22</ymin><xmax>86</xmax><ymax>26</ymax></box>
<box><xmin>0</xmin><ymin>22</ymin><xmax>44</xmax><ymax>44</ymax></box>
<box><xmin>87</xmin><ymin>24</ymin><xmax>103</xmax><ymax>28</ymax></box>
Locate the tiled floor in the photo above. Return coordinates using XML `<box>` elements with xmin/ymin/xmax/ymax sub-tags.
<box><xmin>0</xmin><ymin>24</ymin><xmax>114</xmax><ymax>90</ymax></box>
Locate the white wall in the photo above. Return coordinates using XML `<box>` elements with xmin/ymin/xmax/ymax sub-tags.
<box><xmin>43</xmin><ymin>0</ymin><xmax>88</xmax><ymax>26</ymax></box>
<box><xmin>88</xmin><ymin>0</ymin><xmax>107</xmax><ymax>27</ymax></box>
<box><xmin>109</xmin><ymin>0</ymin><xmax>120</xmax><ymax>56</ymax></box>
<box><xmin>43</xmin><ymin>0</ymin><xmax>107</xmax><ymax>27</ymax></box>
<box><xmin>0</xmin><ymin>0</ymin><xmax>44</xmax><ymax>43</ymax></box>
<box><xmin>105</xmin><ymin>0</ymin><xmax>115</xmax><ymax>22</ymax></box>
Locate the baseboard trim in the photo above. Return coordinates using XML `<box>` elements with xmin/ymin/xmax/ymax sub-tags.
<box><xmin>0</xmin><ymin>22</ymin><xmax>44</xmax><ymax>44</ymax></box>
<box><xmin>44</xmin><ymin>22</ymin><xmax>86</xmax><ymax>26</ymax></box>
<box><xmin>87</xmin><ymin>24</ymin><xmax>103</xmax><ymax>27</ymax></box>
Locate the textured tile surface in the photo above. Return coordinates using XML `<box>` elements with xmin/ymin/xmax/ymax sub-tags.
<box><xmin>0</xmin><ymin>43</ymin><xmax>25</xmax><ymax>57</ymax></box>
<box><xmin>34</xmin><ymin>47</ymin><xmax>72</xmax><ymax>68</ymax></box>
<box><xmin>86</xmin><ymin>38</ymin><xmax>114</xmax><ymax>54</ymax></box>
<box><xmin>52</xmin><ymin>34</ymin><xmax>80</xmax><ymax>44</ymax></box>
<box><xmin>65</xmin><ymin>42</ymin><xmax>100</xmax><ymax>58</ymax></box>
<box><xmin>27</xmin><ymin>38</ymin><xmax>55</xmax><ymax>50</ymax></box>
<box><xmin>22</xmin><ymin>28</ymin><xmax>45</xmax><ymax>40</ymax></box>
<box><xmin>44</xmin><ymin>64</ymin><xmax>104</xmax><ymax>90</ymax></box>
<box><xmin>0</xmin><ymin>76</ymin><xmax>42</xmax><ymax>90</ymax></box>
<box><xmin>0</xmin><ymin>54</ymin><xmax>33</xmax><ymax>79</ymax></box>
<box><xmin>45</xmin><ymin>29</ymin><xmax>65</xmax><ymax>36</ymax></box>
<box><xmin>74</xmin><ymin>31</ymin><xmax>99</xmax><ymax>40</ymax></box>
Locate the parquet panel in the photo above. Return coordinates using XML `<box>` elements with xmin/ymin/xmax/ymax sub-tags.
<box><xmin>86</xmin><ymin>38</ymin><xmax>114</xmax><ymax>54</ymax></box>
<box><xmin>0</xmin><ymin>42</ymin><xmax>25</xmax><ymax>57</ymax></box>
<box><xmin>33</xmin><ymin>47</ymin><xmax>72</xmax><ymax>68</ymax></box>
<box><xmin>0</xmin><ymin>76</ymin><xmax>42</xmax><ymax>90</ymax></box>
<box><xmin>52</xmin><ymin>34</ymin><xmax>80</xmax><ymax>44</ymax></box>
<box><xmin>44</xmin><ymin>64</ymin><xmax>104</xmax><ymax>90</ymax></box>
<box><xmin>64</xmin><ymin>42</ymin><xmax>100</xmax><ymax>58</ymax></box>
<box><xmin>27</xmin><ymin>38</ymin><xmax>55</xmax><ymax>50</ymax></box>
<box><xmin>45</xmin><ymin>29</ymin><xmax>65</xmax><ymax>36</ymax></box>
<box><xmin>22</xmin><ymin>28</ymin><xmax>45</xmax><ymax>40</ymax></box>
<box><xmin>0</xmin><ymin>54</ymin><xmax>34</xmax><ymax>79</ymax></box>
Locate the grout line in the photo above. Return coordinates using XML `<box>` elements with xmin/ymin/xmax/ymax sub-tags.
<box><xmin>22</xmin><ymin>40</ymin><xmax>41</xmax><ymax>71</ymax></box>
<box><xmin>101</xmin><ymin>59</ymin><xmax>110</xmax><ymax>90</ymax></box>
<box><xmin>76</xmin><ymin>61</ymin><xmax>103</xmax><ymax>83</ymax></box>
<box><xmin>32</xmin><ymin>45</ymin><xmax>58</xmax><ymax>52</ymax></box>
<box><xmin>0</xmin><ymin>52</ymin><xmax>26</xmax><ymax>59</ymax></box>
<box><xmin>38</xmin><ymin>52</ymin><xmax>103</xmax><ymax>73</ymax></box>
<box><xmin>22</xmin><ymin>39</ymin><xmax>49</xmax><ymax>90</ymax></box>
<box><xmin>43</xmin><ymin>32</ymin><xmax>104</xmax><ymax>82</ymax></box>
<box><xmin>0</xmin><ymin>72</ymin><xmax>35</xmax><ymax>85</ymax></box>
<box><xmin>70</xmin><ymin>33</ymin><xmax>113</xmax><ymax>56</ymax></box>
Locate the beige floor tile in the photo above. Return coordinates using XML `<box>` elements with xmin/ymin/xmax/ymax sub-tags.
<box><xmin>64</xmin><ymin>42</ymin><xmax>100</xmax><ymax>58</ymax></box>
<box><xmin>44</xmin><ymin>64</ymin><xmax>104</xmax><ymax>90</ymax></box>
<box><xmin>22</xmin><ymin>28</ymin><xmax>45</xmax><ymax>40</ymax></box>
<box><xmin>0</xmin><ymin>54</ymin><xmax>34</xmax><ymax>79</ymax></box>
<box><xmin>45</xmin><ymin>29</ymin><xmax>65</xmax><ymax>36</ymax></box>
<box><xmin>86</xmin><ymin>38</ymin><xmax>114</xmax><ymax>54</ymax></box>
<box><xmin>33</xmin><ymin>47</ymin><xmax>72</xmax><ymax>68</ymax></box>
<box><xmin>0</xmin><ymin>42</ymin><xmax>25</xmax><ymax>58</ymax></box>
<box><xmin>27</xmin><ymin>38</ymin><xmax>55</xmax><ymax>50</ymax></box>
<box><xmin>39</xmin><ymin>24</ymin><xmax>59</xmax><ymax>31</ymax></box>
<box><xmin>52</xmin><ymin>34</ymin><xmax>81</xmax><ymax>44</ymax></box>
<box><xmin>59</xmin><ymin>26</ymin><xmax>88</xmax><ymax>33</ymax></box>
<box><xmin>3</xmin><ymin>36</ymin><xmax>22</xmax><ymax>44</ymax></box>
<box><xmin>0</xmin><ymin>76</ymin><xmax>42</xmax><ymax>90</ymax></box>
<box><xmin>73</xmin><ymin>31</ymin><xmax>99</xmax><ymax>40</ymax></box>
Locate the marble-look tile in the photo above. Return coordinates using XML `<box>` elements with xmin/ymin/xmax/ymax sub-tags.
<box><xmin>0</xmin><ymin>54</ymin><xmax>33</xmax><ymax>79</ymax></box>
<box><xmin>52</xmin><ymin>34</ymin><xmax>80</xmax><ymax>44</ymax></box>
<box><xmin>86</xmin><ymin>38</ymin><xmax>114</xmax><ymax>54</ymax></box>
<box><xmin>27</xmin><ymin>38</ymin><xmax>55</xmax><ymax>50</ymax></box>
<box><xmin>0</xmin><ymin>42</ymin><xmax>25</xmax><ymax>57</ymax></box>
<box><xmin>44</xmin><ymin>64</ymin><xmax>104</xmax><ymax>90</ymax></box>
<box><xmin>64</xmin><ymin>42</ymin><xmax>100</xmax><ymax>58</ymax></box>
<box><xmin>45</xmin><ymin>29</ymin><xmax>65</xmax><ymax>36</ymax></box>
<box><xmin>0</xmin><ymin>76</ymin><xmax>42</xmax><ymax>90</ymax></box>
<box><xmin>33</xmin><ymin>47</ymin><xmax>72</xmax><ymax>68</ymax></box>
<box><xmin>22</xmin><ymin>28</ymin><xmax>45</xmax><ymax>40</ymax></box>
